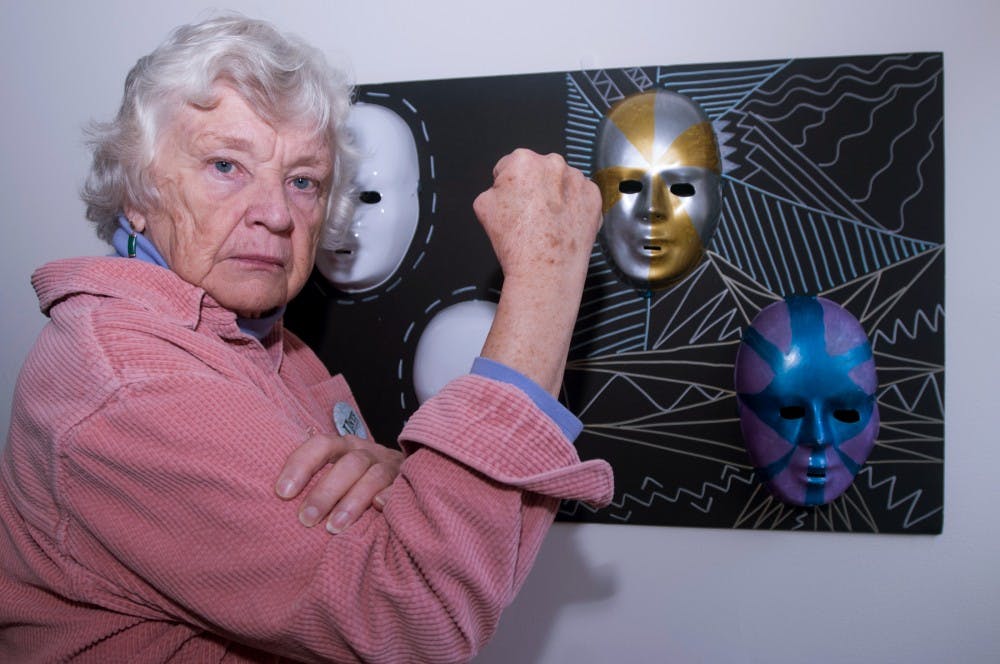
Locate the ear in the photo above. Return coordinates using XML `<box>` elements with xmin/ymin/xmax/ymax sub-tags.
<box><xmin>124</xmin><ymin>206</ymin><xmax>147</xmax><ymax>233</ymax></box>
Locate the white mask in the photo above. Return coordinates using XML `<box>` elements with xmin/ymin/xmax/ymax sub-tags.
<box><xmin>413</xmin><ymin>300</ymin><xmax>497</xmax><ymax>403</ymax></box>
<box><xmin>316</xmin><ymin>102</ymin><xmax>420</xmax><ymax>292</ymax></box>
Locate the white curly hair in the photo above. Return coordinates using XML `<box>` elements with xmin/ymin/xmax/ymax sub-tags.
<box><xmin>81</xmin><ymin>13</ymin><xmax>357</xmax><ymax>249</ymax></box>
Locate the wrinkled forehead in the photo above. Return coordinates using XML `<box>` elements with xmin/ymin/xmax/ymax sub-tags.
<box><xmin>162</xmin><ymin>80</ymin><xmax>330</xmax><ymax>143</ymax></box>
<box><xmin>164</xmin><ymin>85</ymin><xmax>332</xmax><ymax>158</ymax></box>
<box><xmin>595</xmin><ymin>91</ymin><xmax>720</xmax><ymax>173</ymax></box>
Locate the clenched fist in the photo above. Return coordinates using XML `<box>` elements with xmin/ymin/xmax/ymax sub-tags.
<box><xmin>474</xmin><ymin>149</ymin><xmax>602</xmax><ymax>396</ymax></box>
<box><xmin>473</xmin><ymin>149</ymin><xmax>601</xmax><ymax>283</ymax></box>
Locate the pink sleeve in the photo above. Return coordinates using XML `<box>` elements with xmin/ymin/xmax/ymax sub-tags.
<box><xmin>400</xmin><ymin>374</ymin><xmax>613</xmax><ymax>505</ymax></box>
<box><xmin>54</xmin><ymin>363</ymin><xmax>611</xmax><ymax>662</ymax></box>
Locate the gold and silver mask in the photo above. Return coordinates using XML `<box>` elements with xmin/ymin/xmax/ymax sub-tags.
<box><xmin>593</xmin><ymin>90</ymin><xmax>722</xmax><ymax>291</ymax></box>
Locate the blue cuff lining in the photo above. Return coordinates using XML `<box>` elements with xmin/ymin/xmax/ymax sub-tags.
<box><xmin>470</xmin><ymin>357</ymin><xmax>583</xmax><ymax>442</ymax></box>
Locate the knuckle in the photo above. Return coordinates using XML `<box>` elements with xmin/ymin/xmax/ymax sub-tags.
<box><xmin>308</xmin><ymin>433</ymin><xmax>342</xmax><ymax>458</ymax></box>
<box><xmin>511</xmin><ymin>149</ymin><xmax>539</xmax><ymax>172</ymax></box>
<box><xmin>343</xmin><ymin>448</ymin><xmax>376</xmax><ymax>468</ymax></box>
<box><xmin>473</xmin><ymin>192</ymin><xmax>489</xmax><ymax>215</ymax></box>
<box><xmin>366</xmin><ymin>463</ymin><xmax>396</xmax><ymax>486</ymax></box>
<box><xmin>544</xmin><ymin>152</ymin><xmax>565</xmax><ymax>166</ymax></box>
<box><xmin>312</xmin><ymin>432</ymin><xmax>339</xmax><ymax>447</ymax></box>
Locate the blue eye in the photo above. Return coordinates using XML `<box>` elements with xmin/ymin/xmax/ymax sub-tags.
<box><xmin>292</xmin><ymin>177</ymin><xmax>314</xmax><ymax>191</ymax></box>
<box><xmin>214</xmin><ymin>160</ymin><xmax>234</xmax><ymax>174</ymax></box>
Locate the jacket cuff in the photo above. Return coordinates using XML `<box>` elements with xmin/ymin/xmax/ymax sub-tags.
<box><xmin>399</xmin><ymin>375</ymin><xmax>613</xmax><ymax>507</ymax></box>
<box><xmin>470</xmin><ymin>357</ymin><xmax>583</xmax><ymax>441</ymax></box>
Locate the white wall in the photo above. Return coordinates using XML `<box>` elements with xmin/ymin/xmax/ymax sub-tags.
<box><xmin>2</xmin><ymin>1</ymin><xmax>997</xmax><ymax>661</ymax></box>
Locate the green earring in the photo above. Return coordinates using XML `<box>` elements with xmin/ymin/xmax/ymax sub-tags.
<box><xmin>127</xmin><ymin>232</ymin><xmax>137</xmax><ymax>258</ymax></box>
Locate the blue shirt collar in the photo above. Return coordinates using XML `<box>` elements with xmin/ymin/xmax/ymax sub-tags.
<box><xmin>111</xmin><ymin>215</ymin><xmax>169</xmax><ymax>268</ymax></box>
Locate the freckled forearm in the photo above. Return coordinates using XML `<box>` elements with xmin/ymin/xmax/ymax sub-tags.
<box><xmin>474</xmin><ymin>150</ymin><xmax>601</xmax><ymax>398</ymax></box>
<box><xmin>480</xmin><ymin>268</ymin><xmax>587</xmax><ymax>398</ymax></box>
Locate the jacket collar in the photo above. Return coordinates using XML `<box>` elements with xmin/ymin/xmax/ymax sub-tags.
<box><xmin>32</xmin><ymin>256</ymin><xmax>266</xmax><ymax>341</ymax></box>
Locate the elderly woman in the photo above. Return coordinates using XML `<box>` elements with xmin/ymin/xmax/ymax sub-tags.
<box><xmin>0</xmin><ymin>14</ymin><xmax>611</xmax><ymax>664</ymax></box>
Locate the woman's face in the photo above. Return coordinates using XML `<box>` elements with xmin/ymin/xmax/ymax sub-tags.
<box><xmin>128</xmin><ymin>85</ymin><xmax>332</xmax><ymax>318</ymax></box>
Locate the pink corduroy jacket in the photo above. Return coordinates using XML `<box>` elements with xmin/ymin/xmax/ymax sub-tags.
<box><xmin>0</xmin><ymin>257</ymin><xmax>613</xmax><ymax>663</ymax></box>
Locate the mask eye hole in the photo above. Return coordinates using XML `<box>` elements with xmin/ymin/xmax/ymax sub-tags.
<box><xmin>359</xmin><ymin>190</ymin><xmax>382</xmax><ymax>204</ymax></box>
<box><xmin>834</xmin><ymin>409</ymin><xmax>861</xmax><ymax>423</ymax></box>
<box><xmin>619</xmin><ymin>180</ymin><xmax>643</xmax><ymax>194</ymax></box>
<box><xmin>780</xmin><ymin>406</ymin><xmax>806</xmax><ymax>420</ymax></box>
<box><xmin>670</xmin><ymin>183</ymin><xmax>695</xmax><ymax>197</ymax></box>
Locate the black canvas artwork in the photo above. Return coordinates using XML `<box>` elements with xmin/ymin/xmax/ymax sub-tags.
<box><xmin>286</xmin><ymin>53</ymin><xmax>944</xmax><ymax>534</ymax></box>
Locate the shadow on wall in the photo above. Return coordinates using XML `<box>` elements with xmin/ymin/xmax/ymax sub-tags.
<box><xmin>474</xmin><ymin>524</ymin><xmax>617</xmax><ymax>663</ymax></box>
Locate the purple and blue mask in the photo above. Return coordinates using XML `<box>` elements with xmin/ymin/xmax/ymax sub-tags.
<box><xmin>734</xmin><ymin>296</ymin><xmax>879</xmax><ymax>506</ymax></box>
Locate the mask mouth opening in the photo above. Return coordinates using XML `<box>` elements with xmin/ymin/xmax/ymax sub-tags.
<box><xmin>334</xmin><ymin>249</ymin><xmax>353</xmax><ymax>255</ymax></box>
<box><xmin>641</xmin><ymin>244</ymin><xmax>662</xmax><ymax>253</ymax></box>
<box><xmin>806</xmin><ymin>466</ymin><xmax>827</xmax><ymax>479</ymax></box>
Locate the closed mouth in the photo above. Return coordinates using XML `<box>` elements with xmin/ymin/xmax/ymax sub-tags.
<box><xmin>233</xmin><ymin>255</ymin><xmax>285</xmax><ymax>268</ymax></box>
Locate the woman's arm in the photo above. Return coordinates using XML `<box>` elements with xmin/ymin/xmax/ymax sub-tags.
<box><xmin>52</xmin><ymin>370</ymin><xmax>607</xmax><ymax>663</ymax></box>
<box><xmin>475</xmin><ymin>149</ymin><xmax>603</xmax><ymax>396</ymax></box>
<box><xmin>280</xmin><ymin>149</ymin><xmax>601</xmax><ymax>535</ymax></box>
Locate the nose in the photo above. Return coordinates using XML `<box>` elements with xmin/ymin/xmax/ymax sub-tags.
<box><xmin>637</xmin><ymin>175</ymin><xmax>670</xmax><ymax>223</ymax></box>
<box><xmin>247</xmin><ymin>175</ymin><xmax>293</xmax><ymax>233</ymax></box>
<box><xmin>801</xmin><ymin>403</ymin><xmax>832</xmax><ymax>449</ymax></box>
